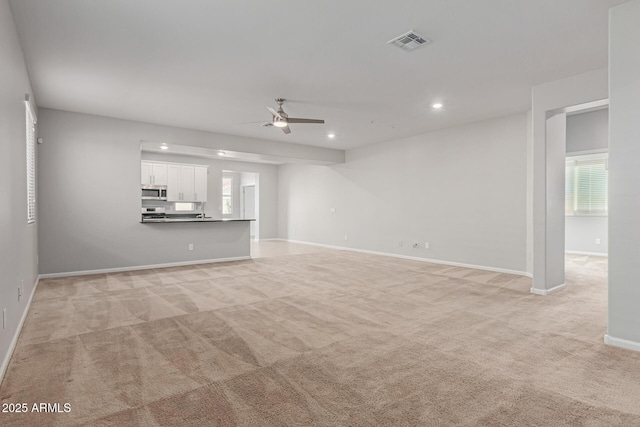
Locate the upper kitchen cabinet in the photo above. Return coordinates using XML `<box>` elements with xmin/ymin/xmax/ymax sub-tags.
<box><xmin>167</xmin><ymin>163</ymin><xmax>208</xmax><ymax>202</ymax></box>
<box><xmin>141</xmin><ymin>161</ymin><xmax>168</xmax><ymax>186</ymax></box>
<box><xmin>194</xmin><ymin>166</ymin><xmax>208</xmax><ymax>202</ymax></box>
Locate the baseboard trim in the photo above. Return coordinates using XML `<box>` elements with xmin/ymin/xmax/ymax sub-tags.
<box><xmin>604</xmin><ymin>334</ymin><xmax>640</xmax><ymax>352</ymax></box>
<box><xmin>530</xmin><ymin>283</ymin><xmax>567</xmax><ymax>296</ymax></box>
<box><xmin>566</xmin><ymin>250</ymin><xmax>608</xmax><ymax>257</ymax></box>
<box><xmin>1</xmin><ymin>276</ymin><xmax>40</xmax><ymax>385</ymax></box>
<box><xmin>39</xmin><ymin>256</ymin><xmax>252</xmax><ymax>279</ymax></box>
<box><xmin>280</xmin><ymin>238</ymin><xmax>530</xmax><ymax>277</ymax></box>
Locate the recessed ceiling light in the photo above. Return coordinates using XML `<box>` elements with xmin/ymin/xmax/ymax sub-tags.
<box><xmin>432</xmin><ymin>103</ymin><xmax>443</xmax><ymax>109</ymax></box>
<box><xmin>218</xmin><ymin>151</ymin><xmax>225</xmax><ymax>156</ymax></box>
<box><xmin>328</xmin><ymin>133</ymin><xmax>335</xmax><ymax>139</ymax></box>
<box><xmin>160</xmin><ymin>144</ymin><xmax>169</xmax><ymax>150</ymax></box>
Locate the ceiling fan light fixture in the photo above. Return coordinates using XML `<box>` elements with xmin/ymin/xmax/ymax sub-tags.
<box><xmin>273</xmin><ymin>118</ymin><xmax>288</xmax><ymax>128</ymax></box>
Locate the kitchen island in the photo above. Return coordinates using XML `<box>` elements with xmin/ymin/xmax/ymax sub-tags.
<box><xmin>128</xmin><ymin>217</ymin><xmax>256</xmax><ymax>271</ymax></box>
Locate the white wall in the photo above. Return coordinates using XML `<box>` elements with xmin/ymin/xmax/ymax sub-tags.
<box><xmin>37</xmin><ymin>108</ymin><xmax>282</xmax><ymax>275</ymax></box>
<box><xmin>607</xmin><ymin>0</ymin><xmax>640</xmax><ymax>349</ymax></box>
<box><xmin>279</xmin><ymin>113</ymin><xmax>528</xmax><ymax>273</ymax></box>
<box><xmin>0</xmin><ymin>0</ymin><xmax>38</xmax><ymax>380</ymax></box>
<box><xmin>565</xmin><ymin>108</ymin><xmax>608</xmax><ymax>256</ymax></box>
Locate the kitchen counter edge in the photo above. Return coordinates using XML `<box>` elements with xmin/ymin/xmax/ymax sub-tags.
<box><xmin>140</xmin><ymin>218</ymin><xmax>256</xmax><ymax>224</ymax></box>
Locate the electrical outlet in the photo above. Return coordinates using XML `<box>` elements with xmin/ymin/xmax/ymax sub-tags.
<box><xmin>18</xmin><ymin>285</ymin><xmax>22</xmax><ymax>302</ymax></box>
<box><xmin>344</xmin><ymin>234</ymin><xmax>348</xmax><ymax>241</ymax></box>
<box><xmin>595</xmin><ymin>238</ymin><xmax>601</xmax><ymax>245</ymax></box>
<box><xmin>188</xmin><ymin>243</ymin><xmax>194</xmax><ymax>251</ymax></box>
<box><xmin>330</xmin><ymin>207</ymin><xmax>336</xmax><ymax>213</ymax></box>
<box><xmin>425</xmin><ymin>242</ymin><xmax>430</xmax><ymax>249</ymax></box>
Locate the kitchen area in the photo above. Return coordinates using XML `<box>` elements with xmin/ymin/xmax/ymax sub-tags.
<box><xmin>140</xmin><ymin>143</ymin><xmax>259</xmax><ymax>229</ymax></box>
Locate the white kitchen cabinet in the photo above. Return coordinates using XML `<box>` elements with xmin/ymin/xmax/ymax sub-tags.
<box><xmin>194</xmin><ymin>166</ymin><xmax>208</xmax><ymax>202</ymax></box>
<box><xmin>141</xmin><ymin>162</ymin><xmax>152</xmax><ymax>186</ymax></box>
<box><xmin>166</xmin><ymin>163</ymin><xmax>208</xmax><ymax>202</ymax></box>
<box><xmin>151</xmin><ymin>163</ymin><xmax>167</xmax><ymax>185</ymax></box>
<box><xmin>180</xmin><ymin>166</ymin><xmax>195</xmax><ymax>201</ymax></box>
<box><xmin>166</xmin><ymin>164</ymin><xmax>181</xmax><ymax>201</ymax></box>
<box><xmin>141</xmin><ymin>161</ymin><xmax>168</xmax><ymax>186</ymax></box>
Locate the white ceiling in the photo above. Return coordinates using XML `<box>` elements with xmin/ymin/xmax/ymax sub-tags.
<box><xmin>9</xmin><ymin>0</ymin><xmax>626</xmax><ymax>150</ymax></box>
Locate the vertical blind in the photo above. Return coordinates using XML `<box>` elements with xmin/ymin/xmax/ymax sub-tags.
<box><xmin>565</xmin><ymin>156</ymin><xmax>608</xmax><ymax>216</ymax></box>
<box><xmin>25</xmin><ymin>98</ymin><xmax>37</xmax><ymax>223</ymax></box>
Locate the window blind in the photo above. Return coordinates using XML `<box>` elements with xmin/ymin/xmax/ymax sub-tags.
<box><xmin>565</xmin><ymin>156</ymin><xmax>608</xmax><ymax>216</ymax></box>
<box><xmin>25</xmin><ymin>97</ymin><xmax>37</xmax><ymax>224</ymax></box>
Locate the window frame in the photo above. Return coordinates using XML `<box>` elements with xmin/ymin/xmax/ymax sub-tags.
<box><xmin>222</xmin><ymin>176</ymin><xmax>233</xmax><ymax>215</ymax></box>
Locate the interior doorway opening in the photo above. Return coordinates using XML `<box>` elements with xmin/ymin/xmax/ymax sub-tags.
<box><xmin>222</xmin><ymin>170</ymin><xmax>260</xmax><ymax>240</ymax></box>
<box><xmin>561</xmin><ymin>104</ymin><xmax>609</xmax><ymax>292</ymax></box>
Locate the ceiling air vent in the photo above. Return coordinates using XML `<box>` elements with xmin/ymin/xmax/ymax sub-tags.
<box><xmin>387</xmin><ymin>30</ymin><xmax>431</xmax><ymax>52</ymax></box>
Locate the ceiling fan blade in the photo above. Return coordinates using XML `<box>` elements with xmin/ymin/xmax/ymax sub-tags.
<box><xmin>281</xmin><ymin>125</ymin><xmax>291</xmax><ymax>134</ymax></box>
<box><xmin>286</xmin><ymin>118</ymin><xmax>325</xmax><ymax>124</ymax></box>
<box><xmin>261</xmin><ymin>122</ymin><xmax>273</xmax><ymax>127</ymax></box>
<box><xmin>267</xmin><ymin>106</ymin><xmax>283</xmax><ymax>120</ymax></box>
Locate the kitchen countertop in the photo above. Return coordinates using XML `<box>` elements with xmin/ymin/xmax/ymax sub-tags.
<box><xmin>141</xmin><ymin>217</ymin><xmax>256</xmax><ymax>223</ymax></box>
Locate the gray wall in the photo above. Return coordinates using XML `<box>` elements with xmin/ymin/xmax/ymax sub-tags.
<box><xmin>566</xmin><ymin>109</ymin><xmax>609</xmax><ymax>154</ymax></box>
<box><xmin>37</xmin><ymin>108</ymin><xmax>278</xmax><ymax>275</ymax></box>
<box><xmin>565</xmin><ymin>108</ymin><xmax>609</xmax><ymax>255</ymax></box>
<box><xmin>565</xmin><ymin>217</ymin><xmax>608</xmax><ymax>255</ymax></box>
<box><xmin>0</xmin><ymin>0</ymin><xmax>38</xmax><ymax>377</ymax></box>
<box><xmin>279</xmin><ymin>113</ymin><xmax>528</xmax><ymax>273</ymax></box>
<box><xmin>608</xmin><ymin>0</ymin><xmax>640</xmax><ymax>346</ymax></box>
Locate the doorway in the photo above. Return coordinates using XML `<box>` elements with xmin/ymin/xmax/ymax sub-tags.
<box><xmin>223</xmin><ymin>170</ymin><xmax>260</xmax><ymax>241</ymax></box>
<box><xmin>564</xmin><ymin>107</ymin><xmax>609</xmax><ymax>292</ymax></box>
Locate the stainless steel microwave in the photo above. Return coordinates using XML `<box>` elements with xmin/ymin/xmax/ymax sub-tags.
<box><xmin>141</xmin><ymin>185</ymin><xmax>167</xmax><ymax>200</ymax></box>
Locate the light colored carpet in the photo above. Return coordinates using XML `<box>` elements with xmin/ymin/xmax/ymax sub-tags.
<box><xmin>1</xmin><ymin>243</ymin><xmax>639</xmax><ymax>426</ymax></box>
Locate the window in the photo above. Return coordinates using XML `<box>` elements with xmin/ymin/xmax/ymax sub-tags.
<box><xmin>25</xmin><ymin>95</ymin><xmax>37</xmax><ymax>224</ymax></box>
<box><xmin>565</xmin><ymin>154</ymin><xmax>608</xmax><ymax>216</ymax></box>
<box><xmin>175</xmin><ymin>202</ymin><xmax>194</xmax><ymax>211</ymax></box>
<box><xmin>222</xmin><ymin>177</ymin><xmax>233</xmax><ymax>214</ymax></box>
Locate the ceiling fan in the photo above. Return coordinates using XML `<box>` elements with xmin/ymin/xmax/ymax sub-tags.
<box><xmin>263</xmin><ymin>98</ymin><xmax>324</xmax><ymax>134</ymax></box>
